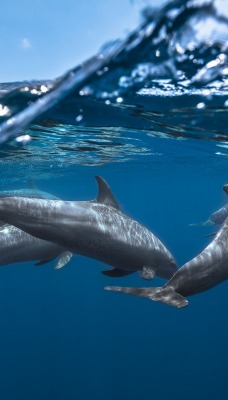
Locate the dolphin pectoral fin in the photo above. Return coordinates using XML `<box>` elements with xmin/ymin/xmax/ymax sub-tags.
<box><xmin>140</xmin><ymin>266</ymin><xmax>156</xmax><ymax>280</ymax></box>
<box><xmin>35</xmin><ymin>252</ymin><xmax>73</xmax><ymax>268</ymax></box>
<box><xmin>102</xmin><ymin>268</ymin><xmax>134</xmax><ymax>277</ymax></box>
<box><xmin>104</xmin><ymin>286</ymin><xmax>188</xmax><ymax>308</ymax></box>
<box><xmin>54</xmin><ymin>251</ymin><xmax>73</xmax><ymax>270</ymax></box>
<box><xmin>35</xmin><ymin>258</ymin><xmax>55</xmax><ymax>266</ymax></box>
<box><xmin>95</xmin><ymin>176</ymin><xmax>120</xmax><ymax>210</ymax></box>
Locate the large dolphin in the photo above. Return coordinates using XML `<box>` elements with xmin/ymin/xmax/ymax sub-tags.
<box><xmin>0</xmin><ymin>176</ymin><xmax>177</xmax><ymax>280</ymax></box>
<box><xmin>0</xmin><ymin>188</ymin><xmax>72</xmax><ymax>268</ymax></box>
<box><xmin>105</xmin><ymin>203</ymin><xmax>228</xmax><ymax>307</ymax></box>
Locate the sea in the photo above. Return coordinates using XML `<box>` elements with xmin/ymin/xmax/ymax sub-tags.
<box><xmin>0</xmin><ymin>0</ymin><xmax>228</xmax><ymax>399</ymax></box>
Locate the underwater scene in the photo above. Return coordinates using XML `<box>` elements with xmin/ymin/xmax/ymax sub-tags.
<box><xmin>0</xmin><ymin>0</ymin><xmax>228</xmax><ymax>399</ymax></box>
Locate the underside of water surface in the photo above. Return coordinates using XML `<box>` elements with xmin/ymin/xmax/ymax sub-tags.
<box><xmin>0</xmin><ymin>0</ymin><xmax>227</xmax><ymax>154</ymax></box>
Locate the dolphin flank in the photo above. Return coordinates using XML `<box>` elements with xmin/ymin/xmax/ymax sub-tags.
<box><xmin>0</xmin><ymin>176</ymin><xmax>177</xmax><ymax>280</ymax></box>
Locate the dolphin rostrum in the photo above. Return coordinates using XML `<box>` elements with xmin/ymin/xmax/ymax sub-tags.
<box><xmin>105</xmin><ymin>210</ymin><xmax>228</xmax><ymax>308</ymax></box>
<box><xmin>0</xmin><ymin>176</ymin><xmax>177</xmax><ymax>280</ymax></box>
<box><xmin>0</xmin><ymin>188</ymin><xmax>72</xmax><ymax>269</ymax></box>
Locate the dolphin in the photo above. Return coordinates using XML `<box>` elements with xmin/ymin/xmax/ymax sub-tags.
<box><xmin>0</xmin><ymin>224</ymin><xmax>72</xmax><ymax>268</ymax></box>
<box><xmin>0</xmin><ymin>176</ymin><xmax>177</xmax><ymax>280</ymax></box>
<box><xmin>190</xmin><ymin>203</ymin><xmax>228</xmax><ymax>226</ymax></box>
<box><xmin>190</xmin><ymin>184</ymin><xmax>228</xmax><ymax>227</ymax></box>
<box><xmin>105</xmin><ymin>210</ymin><xmax>228</xmax><ymax>308</ymax></box>
<box><xmin>0</xmin><ymin>188</ymin><xmax>58</xmax><ymax>200</ymax></box>
<box><xmin>0</xmin><ymin>187</ymin><xmax>72</xmax><ymax>268</ymax></box>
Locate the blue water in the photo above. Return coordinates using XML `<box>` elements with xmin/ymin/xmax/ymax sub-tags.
<box><xmin>0</xmin><ymin>0</ymin><xmax>228</xmax><ymax>399</ymax></box>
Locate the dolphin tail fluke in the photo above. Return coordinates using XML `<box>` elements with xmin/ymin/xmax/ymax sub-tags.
<box><xmin>104</xmin><ymin>285</ymin><xmax>188</xmax><ymax>308</ymax></box>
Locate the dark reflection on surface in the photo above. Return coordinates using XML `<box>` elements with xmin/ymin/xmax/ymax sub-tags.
<box><xmin>0</xmin><ymin>97</ymin><xmax>227</xmax><ymax>169</ymax></box>
<box><xmin>0</xmin><ymin>121</ymin><xmax>153</xmax><ymax>166</ymax></box>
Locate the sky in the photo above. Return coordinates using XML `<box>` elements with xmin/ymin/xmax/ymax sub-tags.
<box><xmin>0</xmin><ymin>0</ymin><xmax>165</xmax><ymax>83</ymax></box>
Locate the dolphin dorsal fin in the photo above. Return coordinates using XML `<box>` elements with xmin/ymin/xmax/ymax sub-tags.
<box><xmin>95</xmin><ymin>176</ymin><xmax>120</xmax><ymax>210</ymax></box>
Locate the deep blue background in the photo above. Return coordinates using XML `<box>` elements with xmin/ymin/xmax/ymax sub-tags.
<box><xmin>0</xmin><ymin>135</ymin><xmax>227</xmax><ymax>400</ymax></box>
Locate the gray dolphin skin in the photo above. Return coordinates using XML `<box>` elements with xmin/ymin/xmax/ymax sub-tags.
<box><xmin>0</xmin><ymin>188</ymin><xmax>72</xmax><ymax>268</ymax></box>
<box><xmin>0</xmin><ymin>224</ymin><xmax>72</xmax><ymax>268</ymax></box>
<box><xmin>0</xmin><ymin>188</ymin><xmax>59</xmax><ymax>228</ymax></box>
<box><xmin>0</xmin><ymin>176</ymin><xmax>177</xmax><ymax>280</ymax></box>
<box><xmin>105</xmin><ymin>213</ymin><xmax>228</xmax><ymax>308</ymax></box>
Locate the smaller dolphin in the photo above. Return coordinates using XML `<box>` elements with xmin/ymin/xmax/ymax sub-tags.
<box><xmin>190</xmin><ymin>184</ymin><xmax>228</xmax><ymax>227</ymax></box>
<box><xmin>190</xmin><ymin>204</ymin><xmax>228</xmax><ymax>226</ymax></box>
<box><xmin>0</xmin><ymin>224</ymin><xmax>72</xmax><ymax>268</ymax></box>
<box><xmin>0</xmin><ymin>188</ymin><xmax>58</xmax><ymax>200</ymax></box>
<box><xmin>0</xmin><ymin>187</ymin><xmax>72</xmax><ymax>269</ymax></box>
<box><xmin>0</xmin><ymin>176</ymin><xmax>177</xmax><ymax>280</ymax></box>
<box><xmin>105</xmin><ymin>202</ymin><xmax>228</xmax><ymax>308</ymax></box>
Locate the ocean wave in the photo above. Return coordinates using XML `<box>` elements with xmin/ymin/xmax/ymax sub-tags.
<box><xmin>0</xmin><ymin>0</ymin><xmax>227</xmax><ymax>145</ymax></box>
